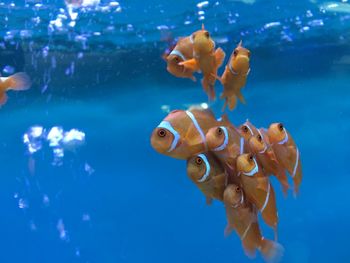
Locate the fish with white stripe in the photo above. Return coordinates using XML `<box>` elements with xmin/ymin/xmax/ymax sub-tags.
<box><xmin>267</xmin><ymin>123</ymin><xmax>303</xmax><ymax>196</ymax></box>
<box><xmin>163</xmin><ymin>36</ymin><xmax>197</xmax><ymax>81</ymax></box>
<box><xmin>151</xmin><ymin>108</ymin><xmax>222</xmax><ymax>159</ymax></box>
<box><xmin>249</xmin><ymin>128</ymin><xmax>290</xmax><ymax>195</ymax></box>
<box><xmin>186</xmin><ymin>153</ymin><xmax>226</xmax><ymax>205</ymax></box>
<box><xmin>179</xmin><ymin>24</ymin><xmax>225</xmax><ymax>100</ymax></box>
<box><xmin>239</xmin><ymin>119</ymin><xmax>259</xmax><ymax>142</ymax></box>
<box><xmin>223</xmin><ymin>184</ymin><xmax>284</xmax><ymax>262</ymax></box>
<box><xmin>213</xmin><ymin>41</ymin><xmax>251</xmax><ymax>111</ymax></box>
<box><xmin>236</xmin><ymin>153</ymin><xmax>279</xmax><ymax>239</ymax></box>
<box><xmin>206</xmin><ymin>115</ymin><xmax>243</xmax><ymax>169</ymax></box>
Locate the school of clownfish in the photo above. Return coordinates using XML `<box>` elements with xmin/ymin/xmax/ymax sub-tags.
<box><xmin>151</xmin><ymin>25</ymin><xmax>303</xmax><ymax>262</ymax></box>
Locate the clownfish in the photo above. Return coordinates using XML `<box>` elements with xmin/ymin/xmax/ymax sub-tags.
<box><xmin>0</xmin><ymin>72</ymin><xmax>31</xmax><ymax>106</ymax></box>
<box><xmin>267</xmin><ymin>123</ymin><xmax>302</xmax><ymax>195</ymax></box>
<box><xmin>179</xmin><ymin>24</ymin><xmax>225</xmax><ymax>100</ymax></box>
<box><xmin>163</xmin><ymin>36</ymin><xmax>196</xmax><ymax>81</ymax></box>
<box><xmin>150</xmin><ymin>108</ymin><xmax>220</xmax><ymax>160</ymax></box>
<box><xmin>217</xmin><ymin>41</ymin><xmax>251</xmax><ymax>111</ymax></box>
<box><xmin>224</xmin><ymin>184</ymin><xmax>284</xmax><ymax>262</ymax></box>
<box><xmin>239</xmin><ymin>120</ymin><xmax>258</xmax><ymax>141</ymax></box>
<box><xmin>236</xmin><ymin>154</ymin><xmax>279</xmax><ymax>240</ymax></box>
<box><xmin>249</xmin><ymin>129</ymin><xmax>290</xmax><ymax>195</ymax></box>
<box><xmin>187</xmin><ymin>153</ymin><xmax>226</xmax><ymax>204</ymax></box>
<box><xmin>205</xmin><ymin>115</ymin><xmax>244</xmax><ymax>169</ymax></box>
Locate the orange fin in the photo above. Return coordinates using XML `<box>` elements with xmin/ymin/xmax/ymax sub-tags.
<box><xmin>228</xmin><ymin>95</ymin><xmax>238</xmax><ymax>111</ymax></box>
<box><xmin>260</xmin><ymin>238</ymin><xmax>284</xmax><ymax>263</ymax></box>
<box><xmin>2</xmin><ymin>72</ymin><xmax>31</xmax><ymax>91</ymax></box>
<box><xmin>215</xmin><ymin>48</ymin><xmax>226</xmax><ymax>68</ymax></box>
<box><xmin>185</xmin><ymin>123</ymin><xmax>205</xmax><ymax>147</ymax></box>
<box><xmin>179</xmin><ymin>58</ymin><xmax>200</xmax><ymax>72</ymax></box>
<box><xmin>0</xmin><ymin>92</ymin><xmax>8</xmax><ymax>106</ymax></box>
<box><xmin>224</xmin><ymin>224</ymin><xmax>233</xmax><ymax>237</ymax></box>
<box><xmin>206</xmin><ymin>196</ymin><xmax>213</xmax><ymax>205</ymax></box>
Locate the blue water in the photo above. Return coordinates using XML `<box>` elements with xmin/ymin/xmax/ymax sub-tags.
<box><xmin>0</xmin><ymin>0</ymin><xmax>349</xmax><ymax>262</ymax></box>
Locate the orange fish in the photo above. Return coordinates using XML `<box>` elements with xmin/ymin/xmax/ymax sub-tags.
<box><xmin>206</xmin><ymin>115</ymin><xmax>244</xmax><ymax>169</ymax></box>
<box><xmin>267</xmin><ymin>123</ymin><xmax>302</xmax><ymax>195</ymax></box>
<box><xmin>187</xmin><ymin>153</ymin><xmax>226</xmax><ymax>204</ymax></box>
<box><xmin>236</xmin><ymin>154</ymin><xmax>278</xmax><ymax>239</ymax></box>
<box><xmin>0</xmin><ymin>72</ymin><xmax>31</xmax><ymax>106</ymax></box>
<box><xmin>217</xmin><ymin>41</ymin><xmax>251</xmax><ymax>110</ymax></box>
<box><xmin>223</xmin><ymin>184</ymin><xmax>284</xmax><ymax>262</ymax></box>
<box><xmin>150</xmin><ymin>108</ymin><xmax>220</xmax><ymax>159</ymax></box>
<box><xmin>239</xmin><ymin>120</ymin><xmax>258</xmax><ymax>141</ymax></box>
<box><xmin>164</xmin><ymin>36</ymin><xmax>196</xmax><ymax>81</ymax></box>
<box><xmin>249</xmin><ymin>129</ymin><xmax>290</xmax><ymax>195</ymax></box>
<box><xmin>179</xmin><ymin>24</ymin><xmax>225</xmax><ymax>100</ymax></box>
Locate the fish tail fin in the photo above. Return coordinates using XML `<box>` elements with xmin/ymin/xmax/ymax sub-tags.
<box><xmin>2</xmin><ymin>72</ymin><xmax>32</xmax><ymax>91</ymax></box>
<box><xmin>260</xmin><ymin>238</ymin><xmax>284</xmax><ymax>263</ymax></box>
<box><xmin>236</xmin><ymin>89</ymin><xmax>246</xmax><ymax>104</ymax></box>
<box><xmin>0</xmin><ymin>92</ymin><xmax>8</xmax><ymax>106</ymax></box>
<box><xmin>201</xmin><ymin>76</ymin><xmax>216</xmax><ymax>100</ymax></box>
<box><xmin>228</xmin><ymin>95</ymin><xmax>238</xmax><ymax>111</ymax></box>
<box><xmin>215</xmin><ymin>47</ymin><xmax>226</xmax><ymax>68</ymax></box>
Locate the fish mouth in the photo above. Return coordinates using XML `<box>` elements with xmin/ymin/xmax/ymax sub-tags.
<box><xmin>232</xmin><ymin>55</ymin><xmax>250</xmax><ymax>73</ymax></box>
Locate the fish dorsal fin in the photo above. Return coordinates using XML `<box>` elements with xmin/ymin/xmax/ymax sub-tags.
<box><xmin>188</xmin><ymin>107</ymin><xmax>215</xmax><ymax>119</ymax></box>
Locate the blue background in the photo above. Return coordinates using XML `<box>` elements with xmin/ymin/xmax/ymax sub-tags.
<box><xmin>0</xmin><ymin>0</ymin><xmax>349</xmax><ymax>262</ymax></box>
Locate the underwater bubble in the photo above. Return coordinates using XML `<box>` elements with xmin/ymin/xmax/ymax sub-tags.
<box><xmin>18</xmin><ymin>198</ymin><xmax>29</xmax><ymax>209</ymax></box>
<box><xmin>198</xmin><ymin>10</ymin><xmax>205</xmax><ymax>15</ymax></box>
<box><xmin>43</xmin><ymin>194</ymin><xmax>50</xmax><ymax>207</ymax></box>
<box><xmin>62</xmin><ymin>129</ymin><xmax>85</xmax><ymax>150</ymax></box>
<box><xmin>47</xmin><ymin>127</ymin><xmax>64</xmax><ymax>147</ymax></box>
<box><xmin>308</xmin><ymin>19</ymin><xmax>324</xmax><ymax>27</ymax></box>
<box><xmin>161</xmin><ymin>105</ymin><xmax>170</xmax><ymax>113</ymax></box>
<box><xmin>57</xmin><ymin>219</ymin><xmax>69</xmax><ymax>241</ymax></box>
<box><xmin>197</xmin><ymin>1</ymin><xmax>209</xmax><ymax>9</ymax></box>
<box><xmin>264</xmin><ymin>21</ymin><xmax>281</xmax><ymax>29</ymax></box>
<box><xmin>23</xmin><ymin>126</ymin><xmax>45</xmax><ymax>154</ymax></box>
<box><xmin>198</xmin><ymin>15</ymin><xmax>205</xmax><ymax>21</ymax></box>
<box><xmin>84</xmin><ymin>163</ymin><xmax>95</xmax><ymax>175</ymax></box>
<box><xmin>2</xmin><ymin>65</ymin><xmax>15</xmax><ymax>75</ymax></box>
<box><xmin>82</xmin><ymin>213</ymin><xmax>91</xmax><ymax>221</ymax></box>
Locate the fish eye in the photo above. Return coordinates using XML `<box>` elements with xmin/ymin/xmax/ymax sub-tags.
<box><xmin>195</xmin><ymin>157</ymin><xmax>203</xmax><ymax>165</ymax></box>
<box><xmin>248</xmin><ymin>154</ymin><xmax>254</xmax><ymax>162</ymax></box>
<box><xmin>234</xmin><ymin>49</ymin><xmax>238</xmax><ymax>56</ymax></box>
<box><xmin>216</xmin><ymin>127</ymin><xmax>223</xmax><ymax>136</ymax></box>
<box><xmin>235</xmin><ymin>186</ymin><xmax>240</xmax><ymax>193</ymax></box>
<box><xmin>204</xmin><ymin>31</ymin><xmax>210</xmax><ymax>38</ymax></box>
<box><xmin>158</xmin><ymin>129</ymin><xmax>167</xmax><ymax>138</ymax></box>
<box><xmin>257</xmin><ymin>134</ymin><xmax>262</xmax><ymax>142</ymax></box>
<box><xmin>174</xmin><ymin>57</ymin><xmax>180</xmax><ymax>63</ymax></box>
<box><xmin>242</xmin><ymin>125</ymin><xmax>248</xmax><ymax>133</ymax></box>
<box><xmin>278</xmin><ymin>123</ymin><xmax>284</xmax><ymax>131</ymax></box>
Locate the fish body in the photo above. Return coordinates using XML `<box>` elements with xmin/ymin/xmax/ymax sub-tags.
<box><xmin>219</xmin><ymin>42</ymin><xmax>251</xmax><ymax>111</ymax></box>
<box><xmin>206</xmin><ymin>115</ymin><xmax>243</xmax><ymax>169</ymax></box>
<box><xmin>165</xmin><ymin>36</ymin><xmax>196</xmax><ymax>81</ymax></box>
<box><xmin>249</xmin><ymin>129</ymin><xmax>290</xmax><ymax>195</ymax></box>
<box><xmin>187</xmin><ymin>153</ymin><xmax>226</xmax><ymax>204</ymax></box>
<box><xmin>267</xmin><ymin>123</ymin><xmax>302</xmax><ymax>195</ymax></box>
<box><xmin>0</xmin><ymin>72</ymin><xmax>31</xmax><ymax>106</ymax></box>
<box><xmin>180</xmin><ymin>25</ymin><xmax>225</xmax><ymax>100</ymax></box>
<box><xmin>224</xmin><ymin>184</ymin><xmax>284</xmax><ymax>262</ymax></box>
<box><xmin>236</xmin><ymin>154</ymin><xmax>278</xmax><ymax>238</ymax></box>
<box><xmin>150</xmin><ymin>108</ymin><xmax>220</xmax><ymax>159</ymax></box>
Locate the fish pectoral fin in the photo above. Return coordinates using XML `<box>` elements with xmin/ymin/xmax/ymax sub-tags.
<box><xmin>215</xmin><ymin>47</ymin><xmax>226</xmax><ymax>68</ymax></box>
<box><xmin>179</xmin><ymin>58</ymin><xmax>200</xmax><ymax>72</ymax></box>
<box><xmin>210</xmin><ymin>73</ymin><xmax>222</xmax><ymax>82</ymax></box>
<box><xmin>235</xmin><ymin>89</ymin><xmax>246</xmax><ymax>104</ymax></box>
<box><xmin>184</xmin><ymin>123</ymin><xmax>205</xmax><ymax>147</ymax></box>
<box><xmin>206</xmin><ymin>196</ymin><xmax>213</xmax><ymax>205</ymax></box>
<box><xmin>266</xmin><ymin>149</ymin><xmax>278</xmax><ymax>162</ymax></box>
<box><xmin>224</xmin><ymin>224</ymin><xmax>234</xmax><ymax>237</ymax></box>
